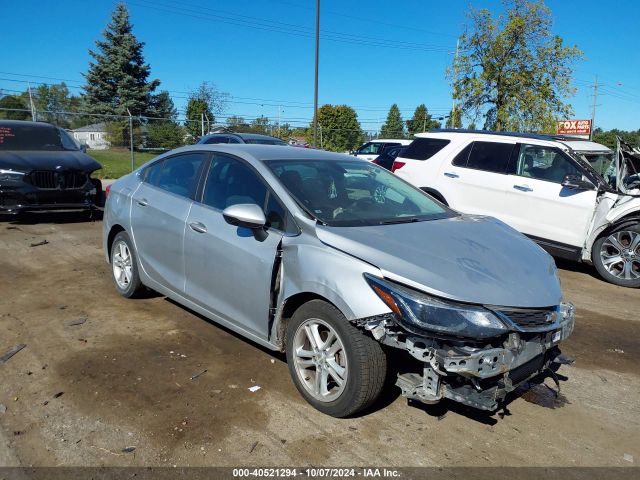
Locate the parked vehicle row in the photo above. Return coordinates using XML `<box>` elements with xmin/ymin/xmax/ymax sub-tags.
<box><xmin>104</xmin><ymin>144</ymin><xmax>575</xmax><ymax>417</ymax></box>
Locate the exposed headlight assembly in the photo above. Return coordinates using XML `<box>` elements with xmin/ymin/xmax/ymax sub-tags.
<box><xmin>0</xmin><ymin>169</ymin><xmax>26</xmax><ymax>186</ymax></box>
<box><xmin>364</xmin><ymin>273</ymin><xmax>508</xmax><ymax>339</ymax></box>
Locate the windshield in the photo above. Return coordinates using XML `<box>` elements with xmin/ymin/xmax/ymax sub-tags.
<box><xmin>0</xmin><ymin>124</ymin><xmax>79</xmax><ymax>151</ymax></box>
<box><xmin>266</xmin><ymin>159</ymin><xmax>454</xmax><ymax>226</ymax></box>
<box><xmin>578</xmin><ymin>152</ymin><xmax>615</xmax><ymax>177</ymax></box>
<box><xmin>566</xmin><ymin>150</ymin><xmax>609</xmax><ymax>186</ymax></box>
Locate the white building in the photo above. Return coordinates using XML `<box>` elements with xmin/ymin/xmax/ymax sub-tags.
<box><xmin>72</xmin><ymin>123</ymin><xmax>110</xmax><ymax>150</ymax></box>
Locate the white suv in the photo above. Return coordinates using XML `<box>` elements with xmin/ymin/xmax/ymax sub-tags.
<box><xmin>393</xmin><ymin>130</ymin><xmax>640</xmax><ymax>287</ymax></box>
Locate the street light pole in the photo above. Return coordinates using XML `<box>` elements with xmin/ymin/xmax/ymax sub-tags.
<box><xmin>312</xmin><ymin>0</ymin><xmax>320</xmax><ymax>147</ymax></box>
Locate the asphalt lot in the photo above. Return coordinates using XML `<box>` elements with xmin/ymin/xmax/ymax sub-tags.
<box><xmin>0</xmin><ymin>212</ymin><xmax>638</xmax><ymax>467</ymax></box>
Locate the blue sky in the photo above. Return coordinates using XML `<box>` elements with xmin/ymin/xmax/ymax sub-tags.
<box><xmin>2</xmin><ymin>0</ymin><xmax>639</xmax><ymax>132</ymax></box>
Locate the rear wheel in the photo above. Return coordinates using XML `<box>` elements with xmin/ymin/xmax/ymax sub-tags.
<box><xmin>592</xmin><ymin>224</ymin><xmax>640</xmax><ymax>288</ymax></box>
<box><xmin>110</xmin><ymin>231</ymin><xmax>145</xmax><ymax>298</ymax></box>
<box><xmin>285</xmin><ymin>300</ymin><xmax>387</xmax><ymax>417</ymax></box>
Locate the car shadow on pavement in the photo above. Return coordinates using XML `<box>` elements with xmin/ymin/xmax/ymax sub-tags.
<box><xmin>0</xmin><ymin>209</ymin><xmax>103</xmax><ymax>225</ymax></box>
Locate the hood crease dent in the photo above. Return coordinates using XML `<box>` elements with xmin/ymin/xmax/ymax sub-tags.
<box><xmin>315</xmin><ymin>215</ymin><xmax>562</xmax><ymax>308</ymax></box>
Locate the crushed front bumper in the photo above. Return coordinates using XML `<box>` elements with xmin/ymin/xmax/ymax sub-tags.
<box><xmin>0</xmin><ymin>183</ymin><xmax>98</xmax><ymax>213</ymax></box>
<box><xmin>362</xmin><ymin>305</ymin><xmax>575</xmax><ymax>411</ymax></box>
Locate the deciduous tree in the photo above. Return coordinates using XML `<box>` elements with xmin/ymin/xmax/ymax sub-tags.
<box><xmin>306</xmin><ymin>105</ymin><xmax>363</xmax><ymax>152</ymax></box>
<box><xmin>449</xmin><ymin>0</ymin><xmax>582</xmax><ymax>132</ymax></box>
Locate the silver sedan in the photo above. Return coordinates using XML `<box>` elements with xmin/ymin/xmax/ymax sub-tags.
<box><xmin>103</xmin><ymin>145</ymin><xmax>575</xmax><ymax>417</ymax></box>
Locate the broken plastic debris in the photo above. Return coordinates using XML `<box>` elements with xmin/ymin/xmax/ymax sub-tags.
<box><xmin>122</xmin><ymin>446</ymin><xmax>136</xmax><ymax>453</ymax></box>
<box><xmin>0</xmin><ymin>344</ymin><xmax>26</xmax><ymax>365</ymax></box>
<box><xmin>0</xmin><ymin>404</ymin><xmax>6</xmax><ymax>414</ymax></box>
<box><xmin>248</xmin><ymin>386</ymin><xmax>261</xmax><ymax>393</ymax></box>
<box><xmin>190</xmin><ymin>370</ymin><xmax>207</xmax><ymax>381</ymax></box>
<box><xmin>623</xmin><ymin>453</ymin><xmax>634</xmax><ymax>463</ymax></box>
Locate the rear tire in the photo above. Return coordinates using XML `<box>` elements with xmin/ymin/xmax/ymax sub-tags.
<box><xmin>285</xmin><ymin>300</ymin><xmax>387</xmax><ymax>417</ymax></box>
<box><xmin>592</xmin><ymin>224</ymin><xmax>640</xmax><ymax>288</ymax></box>
<box><xmin>110</xmin><ymin>231</ymin><xmax>145</xmax><ymax>298</ymax></box>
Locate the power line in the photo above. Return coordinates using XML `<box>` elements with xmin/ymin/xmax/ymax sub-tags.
<box><xmin>128</xmin><ymin>0</ymin><xmax>452</xmax><ymax>53</ymax></box>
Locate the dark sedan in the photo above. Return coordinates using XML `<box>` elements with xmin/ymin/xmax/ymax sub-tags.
<box><xmin>0</xmin><ymin>120</ymin><xmax>103</xmax><ymax>214</ymax></box>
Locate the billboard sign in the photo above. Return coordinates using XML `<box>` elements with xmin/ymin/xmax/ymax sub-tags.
<box><xmin>556</xmin><ymin>119</ymin><xmax>591</xmax><ymax>136</ymax></box>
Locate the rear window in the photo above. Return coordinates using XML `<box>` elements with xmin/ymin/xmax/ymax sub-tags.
<box><xmin>401</xmin><ymin>138</ymin><xmax>450</xmax><ymax>160</ymax></box>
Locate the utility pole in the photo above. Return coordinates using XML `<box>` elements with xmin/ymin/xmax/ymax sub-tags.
<box><xmin>590</xmin><ymin>75</ymin><xmax>598</xmax><ymax>141</ymax></box>
<box><xmin>451</xmin><ymin>38</ymin><xmax>460</xmax><ymax>129</ymax></box>
<box><xmin>126</xmin><ymin>109</ymin><xmax>134</xmax><ymax>172</ymax></box>
<box><xmin>27</xmin><ymin>82</ymin><xmax>36</xmax><ymax>121</ymax></box>
<box><xmin>312</xmin><ymin>0</ymin><xmax>320</xmax><ymax>147</ymax></box>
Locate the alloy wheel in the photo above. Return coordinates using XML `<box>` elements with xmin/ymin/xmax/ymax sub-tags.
<box><xmin>112</xmin><ymin>241</ymin><xmax>133</xmax><ymax>289</ymax></box>
<box><xmin>292</xmin><ymin>318</ymin><xmax>348</xmax><ymax>402</ymax></box>
<box><xmin>599</xmin><ymin>230</ymin><xmax>640</xmax><ymax>280</ymax></box>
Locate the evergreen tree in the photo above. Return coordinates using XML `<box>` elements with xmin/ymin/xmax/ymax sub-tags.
<box><xmin>380</xmin><ymin>104</ymin><xmax>405</xmax><ymax>138</ymax></box>
<box><xmin>83</xmin><ymin>3</ymin><xmax>160</xmax><ymax>116</ymax></box>
<box><xmin>407</xmin><ymin>104</ymin><xmax>440</xmax><ymax>135</ymax></box>
<box><xmin>149</xmin><ymin>91</ymin><xmax>177</xmax><ymax>120</ymax></box>
<box><xmin>0</xmin><ymin>96</ymin><xmax>29</xmax><ymax>120</ymax></box>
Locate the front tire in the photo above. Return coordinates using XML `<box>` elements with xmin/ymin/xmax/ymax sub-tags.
<box><xmin>110</xmin><ymin>231</ymin><xmax>145</xmax><ymax>298</ymax></box>
<box><xmin>285</xmin><ymin>300</ymin><xmax>387</xmax><ymax>417</ymax></box>
<box><xmin>592</xmin><ymin>224</ymin><xmax>640</xmax><ymax>288</ymax></box>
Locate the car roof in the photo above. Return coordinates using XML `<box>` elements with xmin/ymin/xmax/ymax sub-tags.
<box><xmin>370</xmin><ymin>138</ymin><xmax>412</xmax><ymax>144</ymax></box>
<box><xmin>201</xmin><ymin>132</ymin><xmax>284</xmax><ymax>142</ymax></box>
<box><xmin>0</xmin><ymin>120</ymin><xmax>58</xmax><ymax>129</ymax></box>
<box><xmin>178</xmin><ymin>144</ymin><xmax>360</xmax><ymax>162</ymax></box>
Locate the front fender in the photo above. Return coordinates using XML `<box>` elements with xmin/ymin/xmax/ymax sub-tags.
<box><xmin>279</xmin><ymin>240</ymin><xmax>390</xmax><ymax>321</ymax></box>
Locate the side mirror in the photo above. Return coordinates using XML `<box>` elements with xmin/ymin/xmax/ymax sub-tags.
<box><xmin>222</xmin><ymin>203</ymin><xmax>266</xmax><ymax>229</ymax></box>
<box><xmin>561</xmin><ymin>174</ymin><xmax>594</xmax><ymax>190</ymax></box>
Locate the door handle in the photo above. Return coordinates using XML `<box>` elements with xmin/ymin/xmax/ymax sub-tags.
<box><xmin>189</xmin><ymin>221</ymin><xmax>207</xmax><ymax>234</ymax></box>
<box><xmin>513</xmin><ymin>184</ymin><xmax>533</xmax><ymax>192</ymax></box>
<box><xmin>137</xmin><ymin>198</ymin><xmax>149</xmax><ymax>206</ymax></box>
<box><xmin>444</xmin><ymin>172</ymin><xmax>459</xmax><ymax>178</ymax></box>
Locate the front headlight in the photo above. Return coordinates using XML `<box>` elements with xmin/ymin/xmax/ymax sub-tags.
<box><xmin>364</xmin><ymin>273</ymin><xmax>507</xmax><ymax>339</ymax></box>
<box><xmin>0</xmin><ymin>169</ymin><xmax>26</xmax><ymax>186</ymax></box>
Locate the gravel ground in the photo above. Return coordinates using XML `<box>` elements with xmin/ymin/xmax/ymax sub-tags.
<box><xmin>0</xmin><ymin>212</ymin><xmax>638</xmax><ymax>467</ymax></box>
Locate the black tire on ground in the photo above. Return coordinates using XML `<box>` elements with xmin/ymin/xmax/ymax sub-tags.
<box><xmin>285</xmin><ymin>299</ymin><xmax>387</xmax><ymax>417</ymax></box>
<box><xmin>110</xmin><ymin>231</ymin><xmax>145</xmax><ymax>298</ymax></box>
<box><xmin>592</xmin><ymin>223</ymin><xmax>640</xmax><ymax>288</ymax></box>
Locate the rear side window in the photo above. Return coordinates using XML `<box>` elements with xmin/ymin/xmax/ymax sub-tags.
<box><xmin>453</xmin><ymin>141</ymin><xmax>514</xmax><ymax>173</ymax></box>
<box><xmin>144</xmin><ymin>153</ymin><xmax>206</xmax><ymax>198</ymax></box>
<box><xmin>204</xmin><ymin>136</ymin><xmax>229</xmax><ymax>144</ymax></box>
<box><xmin>401</xmin><ymin>138</ymin><xmax>450</xmax><ymax>160</ymax></box>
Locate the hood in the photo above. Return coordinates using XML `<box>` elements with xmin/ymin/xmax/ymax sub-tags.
<box><xmin>0</xmin><ymin>150</ymin><xmax>102</xmax><ymax>173</ymax></box>
<box><xmin>316</xmin><ymin>215</ymin><xmax>562</xmax><ymax>308</ymax></box>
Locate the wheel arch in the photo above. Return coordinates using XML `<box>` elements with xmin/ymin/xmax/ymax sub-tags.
<box><xmin>107</xmin><ymin>224</ymin><xmax>126</xmax><ymax>261</ymax></box>
<box><xmin>273</xmin><ymin>292</ymin><xmax>346</xmax><ymax>352</ymax></box>
<box><xmin>420</xmin><ymin>187</ymin><xmax>448</xmax><ymax>206</ymax></box>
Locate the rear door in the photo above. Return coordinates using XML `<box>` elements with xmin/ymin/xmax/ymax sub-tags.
<box><xmin>502</xmin><ymin>144</ymin><xmax>598</xmax><ymax>247</ymax></box>
<box><xmin>130</xmin><ymin>152</ymin><xmax>208</xmax><ymax>292</ymax></box>
<box><xmin>184</xmin><ymin>153</ymin><xmax>291</xmax><ymax>339</ymax></box>
<box><xmin>436</xmin><ymin>140</ymin><xmax>516</xmax><ymax>216</ymax></box>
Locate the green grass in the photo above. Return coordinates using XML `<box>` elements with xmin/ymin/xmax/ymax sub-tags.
<box><xmin>88</xmin><ymin>149</ymin><xmax>159</xmax><ymax>179</ymax></box>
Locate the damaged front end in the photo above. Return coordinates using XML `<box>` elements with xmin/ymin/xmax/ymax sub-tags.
<box><xmin>361</xmin><ymin>274</ymin><xmax>575</xmax><ymax>411</ymax></box>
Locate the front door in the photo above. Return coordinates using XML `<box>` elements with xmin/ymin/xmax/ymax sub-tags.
<box><xmin>184</xmin><ymin>153</ymin><xmax>288</xmax><ymax>339</ymax></box>
<box><xmin>502</xmin><ymin>144</ymin><xmax>598</xmax><ymax>247</ymax></box>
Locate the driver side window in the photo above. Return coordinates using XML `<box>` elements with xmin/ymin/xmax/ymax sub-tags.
<box><xmin>516</xmin><ymin>145</ymin><xmax>580</xmax><ymax>184</ymax></box>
